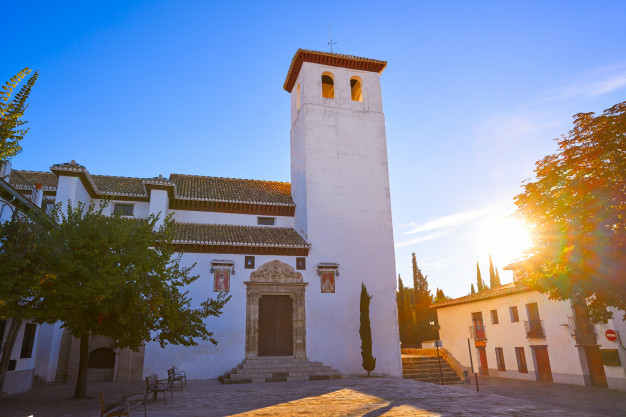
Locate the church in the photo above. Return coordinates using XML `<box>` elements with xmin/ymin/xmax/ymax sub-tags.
<box><xmin>4</xmin><ymin>49</ymin><xmax>402</xmax><ymax>385</ymax></box>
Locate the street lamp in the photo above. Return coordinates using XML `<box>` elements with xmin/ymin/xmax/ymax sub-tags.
<box><xmin>430</xmin><ymin>320</ymin><xmax>444</xmax><ymax>386</ymax></box>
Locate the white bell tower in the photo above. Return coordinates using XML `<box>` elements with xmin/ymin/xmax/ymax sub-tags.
<box><xmin>284</xmin><ymin>50</ymin><xmax>401</xmax><ymax>376</ymax></box>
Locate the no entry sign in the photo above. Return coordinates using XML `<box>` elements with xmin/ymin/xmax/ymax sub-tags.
<box><xmin>606</xmin><ymin>329</ymin><xmax>617</xmax><ymax>342</ymax></box>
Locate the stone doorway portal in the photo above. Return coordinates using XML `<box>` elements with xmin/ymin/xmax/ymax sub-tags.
<box><xmin>244</xmin><ymin>260</ymin><xmax>307</xmax><ymax>360</ymax></box>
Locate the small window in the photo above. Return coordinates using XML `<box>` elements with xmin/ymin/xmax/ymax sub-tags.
<box><xmin>350</xmin><ymin>77</ymin><xmax>362</xmax><ymax>101</ymax></box>
<box><xmin>321</xmin><ymin>72</ymin><xmax>334</xmax><ymax>98</ymax></box>
<box><xmin>113</xmin><ymin>203</ymin><xmax>134</xmax><ymax>216</ymax></box>
<box><xmin>600</xmin><ymin>349</ymin><xmax>621</xmax><ymax>366</ymax></box>
<box><xmin>20</xmin><ymin>323</ymin><xmax>37</xmax><ymax>358</ymax></box>
<box><xmin>296</xmin><ymin>84</ymin><xmax>301</xmax><ymax>111</ymax></box>
<box><xmin>296</xmin><ymin>257</ymin><xmax>306</xmax><ymax>270</ymax></box>
<box><xmin>257</xmin><ymin>217</ymin><xmax>275</xmax><ymax>226</ymax></box>
<box><xmin>8</xmin><ymin>359</ymin><xmax>16</xmax><ymax>371</ymax></box>
<box><xmin>245</xmin><ymin>256</ymin><xmax>255</xmax><ymax>269</ymax></box>
<box><xmin>490</xmin><ymin>309</ymin><xmax>499</xmax><ymax>325</ymax></box>
<box><xmin>509</xmin><ymin>306</ymin><xmax>519</xmax><ymax>322</ymax></box>
<box><xmin>495</xmin><ymin>347</ymin><xmax>506</xmax><ymax>371</ymax></box>
<box><xmin>515</xmin><ymin>347</ymin><xmax>528</xmax><ymax>373</ymax></box>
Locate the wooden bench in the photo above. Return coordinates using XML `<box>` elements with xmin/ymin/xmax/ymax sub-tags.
<box><xmin>167</xmin><ymin>367</ymin><xmax>187</xmax><ymax>389</ymax></box>
<box><xmin>145</xmin><ymin>374</ymin><xmax>172</xmax><ymax>403</ymax></box>
<box><xmin>99</xmin><ymin>392</ymin><xmax>147</xmax><ymax>417</ymax></box>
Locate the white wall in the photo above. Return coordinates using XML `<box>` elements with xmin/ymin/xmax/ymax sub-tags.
<box><xmin>289</xmin><ymin>61</ymin><xmax>401</xmax><ymax>377</ymax></box>
<box><xmin>171</xmin><ymin>210</ymin><xmax>294</xmax><ymax>228</ymax></box>
<box><xmin>143</xmin><ymin>253</ymin><xmax>303</xmax><ymax>379</ymax></box>
<box><xmin>1</xmin><ymin>319</ymin><xmax>41</xmax><ymax>394</ymax></box>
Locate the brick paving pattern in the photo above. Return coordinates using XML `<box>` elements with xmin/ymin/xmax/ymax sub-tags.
<box><xmin>1</xmin><ymin>376</ymin><xmax>624</xmax><ymax>417</ymax></box>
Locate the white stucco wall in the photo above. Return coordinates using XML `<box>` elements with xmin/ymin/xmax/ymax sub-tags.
<box><xmin>289</xmin><ymin>61</ymin><xmax>401</xmax><ymax>377</ymax></box>
<box><xmin>1</xmin><ymin>319</ymin><xmax>41</xmax><ymax>394</ymax></box>
<box><xmin>171</xmin><ymin>210</ymin><xmax>295</xmax><ymax>228</ymax></box>
<box><xmin>436</xmin><ymin>291</ymin><xmax>588</xmax><ymax>385</ymax></box>
<box><xmin>597</xmin><ymin>309</ymin><xmax>626</xmax><ymax>390</ymax></box>
<box><xmin>143</xmin><ymin>254</ymin><xmax>303</xmax><ymax>379</ymax></box>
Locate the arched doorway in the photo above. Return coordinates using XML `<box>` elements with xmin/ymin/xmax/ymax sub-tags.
<box><xmin>245</xmin><ymin>260</ymin><xmax>307</xmax><ymax>359</ymax></box>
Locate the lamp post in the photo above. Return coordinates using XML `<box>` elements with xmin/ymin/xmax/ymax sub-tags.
<box><xmin>430</xmin><ymin>320</ymin><xmax>445</xmax><ymax>385</ymax></box>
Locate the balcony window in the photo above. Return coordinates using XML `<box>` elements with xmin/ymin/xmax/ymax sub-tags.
<box><xmin>525</xmin><ymin>320</ymin><xmax>546</xmax><ymax>339</ymax></box>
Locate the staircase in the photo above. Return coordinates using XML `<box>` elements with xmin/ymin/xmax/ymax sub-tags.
<box><xmin>402</xmin><ymin>355</ymin><xmax>462</xmax><ymax>384</ymax></box>
<box><xmin>219</xmin><ymin>357</ymin><xmax>344</xmax><ymax>384</ymax></box>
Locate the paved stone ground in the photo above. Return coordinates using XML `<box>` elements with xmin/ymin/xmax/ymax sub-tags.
<box><xmin>0</xmin><ymin>376</ymin><xmax>622</xmax><ymax>417</ymax></box>
<box><xmin>454</xmin><ymin>374</ymin><xmax>626</xmax><ymax>417</ymax></box>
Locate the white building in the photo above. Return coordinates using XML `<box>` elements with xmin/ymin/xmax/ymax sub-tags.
<box><xmin>5</xmin><ymin>49</ymin><xmax>402</xmax><ymax>385</ymax></box>
<box><xmin>432</xmin><ymin>263</ymin><xmax>626</xmax><ymax>391</ymax></box>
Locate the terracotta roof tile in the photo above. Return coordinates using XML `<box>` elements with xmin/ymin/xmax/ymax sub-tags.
<box><xmin>169</xmin><ymin>174</ymin><xmax>294</xmax><ymax>206</ymax></box>
<box><xmin>91</xmin><ymin>175</ymin><xmax>147</xmax><ymax>197</ymax></box>
<box><xmin>13</xmin><ymin>167</ymin><xmax>294</xmax><ymax>206</ymax></box>
<box><xmin>172</xmin><ymin>222</ymin><xmax>309</xmax><ymax>248</ymax></box>
<box><xmin>430</xmin><ymin>282</ymin><xmax>531</xmax><ymax>309</ymax></box>
<box><xmin>9</xmin><ymin>170</ymin><xmax>58</xmax><ymax>191</ymax></box>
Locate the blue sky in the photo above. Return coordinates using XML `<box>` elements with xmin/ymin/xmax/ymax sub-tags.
<box><xmin>4</xmin><ymin>0</ymin><xmax>626</xmax><ymax>297</ymax></box>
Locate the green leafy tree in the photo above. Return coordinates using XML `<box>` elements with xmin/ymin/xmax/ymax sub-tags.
<box><xmin>0</xmin><ymin>209</ymin><xmax>58</xmax><ymax>394</ymax></box>
<box><xmin>1</xmin><ymin>68</ymin><xmax>39</xmax><ymax>160</ymax></box>
<box><xmin>514</xmin><ymin>101</ymin><xmax>626</xmax><ymax>323</ymax></box>
<box><xmin>476</xmin><ymin>262</ymin><xmax>483</xmax><ymax>292</ymax></box>
<box><xmin>359</xmin><ymin>283</ymin><xmax>376</xmax><ymax>376</ymax></box>
<box><xmin>36</xmin><ymin>202</ymin><xmax>229</xmax><ymax>398</ymax></box>
<box><xmin>489</xmin><ymin>254</ymin><xmax>500</xmax><ymax>288</ymax></box>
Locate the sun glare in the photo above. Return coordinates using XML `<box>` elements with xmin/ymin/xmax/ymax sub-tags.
<box><xmin>480</xmin><ymin>212</ymin><xmax>532</xmax><ymax>267</ymax></box>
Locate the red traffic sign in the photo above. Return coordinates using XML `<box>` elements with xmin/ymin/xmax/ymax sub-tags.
<box><xmin>606</xmin><ymin>329</ymin><xmax>617</xmax><ymax>342</ymax></box>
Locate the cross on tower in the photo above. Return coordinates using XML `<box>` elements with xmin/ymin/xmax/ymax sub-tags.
<box><xmin>328</xmin><ymin>24</ymin><xmax>337</xmax><ymax>53</ymax></box>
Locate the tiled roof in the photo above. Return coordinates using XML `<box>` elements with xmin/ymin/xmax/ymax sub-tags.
<box><xmin>91</xmin><ymin>175</ymin><xmax>147</xmax><ymax>197</ymax></box>
<box><xmin>284</xmin><ymin>49</ymin><xmax>388</xmax><ymax>92</ymax></box>
<box><xmin>13</xmin><ymin>167</ymin><xmax>293</xmax><ymax>206</ymax></box>
<box><xmin>172</xmin><ymin>222</ymin><xmax>310</xmax><ymax>248</ymax></box>
<box><xmin>9</xmin><ymin>170</ymin><xmax>58</xmax><ymax>191</ymax></box>
<box><xmin>170</xmin><ymin>174</ymin><xmax>294</xmax><ymax>206</ymax></box>
<box><xmin>430</xmin><ymin>282</ymin><xmax>532</xmax><ymax>309</ymax></box>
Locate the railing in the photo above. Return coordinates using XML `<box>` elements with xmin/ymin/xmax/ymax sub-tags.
<box><xmin>567</xmin><ymin>316</ymin><xmax>597</xmax><ymax>345</ymax></box>
<box><xmin>469</xmin><ymin>325</ymin><xmax>487</xmax><ymax>340</ymax></box>
<box><xmin>524</xmin><ymin>320</ymin><xmax>545</xmax><ymax>339</ymax></box>
<box><xmin>567</xmin><ymin>316</ymin><xmax>576</xmax><ymax>338</ymax></box>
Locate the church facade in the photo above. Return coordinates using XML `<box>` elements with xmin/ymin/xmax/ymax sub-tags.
<box><xmin>6</xmin><ymin>49</ymin><xmax>402</xmax><ymax>383</ymax></box>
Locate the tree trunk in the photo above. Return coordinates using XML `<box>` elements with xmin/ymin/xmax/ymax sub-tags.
<box><xmin>73</xmin><ymin>334</ymin><xmax>89</xmax><ymax>399</ymax></box>
<box><xmin>0</xmin><ymin>310</ymin><xmax>22</xmax><ymax>396</ymax></box>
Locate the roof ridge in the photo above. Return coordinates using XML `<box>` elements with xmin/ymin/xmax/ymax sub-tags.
<box><xmin>170</xmin><ymin>173</ymin><xmax>290</xmax><ymax>184</ymax></box>
<box><xmin>12</xmin><ymin>169</ymin><xmax>55</xmax><ymax>174</ymax></box>
<box><xmin>91</xmin><ymin>173</ymin><xmax>149</xmax><ymax>180</ymax></box>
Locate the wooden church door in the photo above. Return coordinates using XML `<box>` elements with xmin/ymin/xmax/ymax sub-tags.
<box><xmin>258</xmin><ymin>295</ymin><xmax>293</xmax><ymax>356</ymax></box>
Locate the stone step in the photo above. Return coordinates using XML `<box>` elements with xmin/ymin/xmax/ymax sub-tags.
<box><xmin>220</xmin><ymin>358</ymin><xmax>343</xmax><ymax>384</ymax></box>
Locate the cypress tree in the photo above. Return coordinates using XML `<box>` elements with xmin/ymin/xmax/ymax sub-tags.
<box><xmin>489</xmin><ymin>254</ymin><xmax>501</xmax><ymax>288</ymax></box>
<box><xmin>360</xmin><ymin>283</ymin><xmax>376</xmax><ymax>376</ymax></box>
<box><xmin>476</xmin><ymin>262</ymin><xmax>483</xmax><ymax>292</ymax></box>
<box><xmin>496</xmin><ymin>268</ymin><xmax>501</xmax><ymax>285</ymax></box>
<box><xmin>412</xmin><ymin>253</ymin><xmax>435</xmax><ymax>345</ymax></box>
<box><xmin>471</xmin><ymin>283</ymin><xmax>476</xmax><ymax>294</ymax></box>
